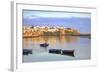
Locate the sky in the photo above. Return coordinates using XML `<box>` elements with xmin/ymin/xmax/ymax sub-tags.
<box><xmin>23</xmin><ymin>10</ymin><xmax>91</xmax><ymax>34</ymax></box>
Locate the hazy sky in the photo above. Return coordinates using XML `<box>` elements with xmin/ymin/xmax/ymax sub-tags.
<box><xmin>23</xmin><ymin>10</ymin><xmax>91</xmax><ymax>34</ymax></box>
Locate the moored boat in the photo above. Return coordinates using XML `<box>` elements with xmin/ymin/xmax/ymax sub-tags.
<box><xmin>61</xmin><ymin>50</ymin><xmax>75</xmax><ymax>57</ymax></box>
<box><xmin>40</xmin><ymin>43</ymin><xmax>49</xmax><ymax>47</ymax></box>
<box><xmin>49</xmin><ymin>49</ymin><xmax>75</xmax><ymax>57</ymax></box>
<box><xmin>23</xmin><ymin>49</ymin><xmax>32</xmax><ymax>55</ymax></box>
<box><xmin>49</xmin><ymin>49</ymin><xmax>61</xmax><ymax>54</ymax></box>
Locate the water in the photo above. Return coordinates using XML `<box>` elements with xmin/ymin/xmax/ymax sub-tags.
<box><xmin>22</xmin><ymin>36</ymin><xmax>91</xmax><ymax>62</ymax></box>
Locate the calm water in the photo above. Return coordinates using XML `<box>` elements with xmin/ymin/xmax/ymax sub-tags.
<box><xmin>23</xmin><ymin>36</ymin><xmax>91</xmax><ymax>62</ymax></box>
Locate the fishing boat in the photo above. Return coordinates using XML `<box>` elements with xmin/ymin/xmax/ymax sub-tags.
<box><xmin>49</xmin><ymin>49</ymin><xmax>75</xmax><ymax>57</ymax></box>
<box><xmin>49</xmin><ymin>49</ymin><xmax>61</xmax><ymax>54</ymax></box>
<box><xmin>61</xmin><ymin>50</ymin><xmax>75</xmax><ymax>57</ymax></box>
<box><xmin>40</xmin><ymin>43</ymin><xmax>49</xmax><ymax>47</ymax></box>
<box><xmin>23</xmin><ymin>49</ymin><xmax>32</xmax><ymax>55</ymax></box>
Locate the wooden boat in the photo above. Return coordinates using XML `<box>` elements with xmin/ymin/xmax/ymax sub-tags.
<box><xmin>49</xmin><ymin>49</ymin><xmax>61</xmax><ymax>54</ymax></box>
<box><xmin>23</xmin><ymin>49</ymin><xmax>32</xmax><ymax>55</ymax></box>
<box><xmin>61</xmin><ymin>50</ymin><xmax>75</xmax><ymax>57</ymax></box>
<box><xmin>40</xmin><ymin>43</ymin><xmax>49</xmax><ymax>47</ymax></box>
<box><xmin>49</xmin><ymin>49</ymin><xmax>75</xmax><ymax>57</ymax></box>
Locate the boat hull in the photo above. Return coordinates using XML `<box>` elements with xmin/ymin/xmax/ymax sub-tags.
<box><xmin>49</xmin><ymin>49</ymin><xmax>75</xmax><ymax>57</ymax></box>
<box><xmin>40</xmin><ymin>43</ymin><xmax>49</xmax><ymax>47</ymax></box>
<box><xmin>23</xmin><ymin>49</ymin><xmax>32</xmax><ymax>55</ymax></box>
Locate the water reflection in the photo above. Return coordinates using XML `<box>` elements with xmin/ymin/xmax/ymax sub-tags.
<box><xmin>23</xmin><ymin>36</ymin><xmax>91</xmax><ymax>62</ymax></box>
<box><xmin>23</xmin><ymin>36</ymin><xmax>79</xmax><ymax>49</ymax></box>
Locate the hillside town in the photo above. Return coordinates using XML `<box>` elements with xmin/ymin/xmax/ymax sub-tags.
<box><xmin>22</xmin><ymin>25</ymin><xmax>80</xmax><ymax>38</ymax></box>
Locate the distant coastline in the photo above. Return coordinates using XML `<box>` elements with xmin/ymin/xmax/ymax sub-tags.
<box><xmin>22</xmin><ymin>26</ymin><xmax>90</xmax><ymax>38</ymax></box>
<box><xmin>23</xmin><ymin>34</ymin><xmax>91</xmax><ymax>38</ymax></box>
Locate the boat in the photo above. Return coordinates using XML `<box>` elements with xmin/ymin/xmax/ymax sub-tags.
<box><xmin>23</xmin><ymin>49</ymin><xmax>32</xmax><ymax>55</ymax></box>
<box><xmin>49</xmin><ymin>49</ymin><xmax>75</xmax><ymax>57</ymax></box>
<box><xmin>61</xmin><ymin>50</ymin><xmax>75</xmax><ymax>57</ymax></box>
<box><xmin>40</xmin><ymin>43</ymin><xmax>49</xmax><ymax>47</ymax></box>
<box><xmin>49</xmin><ymin>49</ymin><xmax>61</xmax><ymax>54</ymax></box>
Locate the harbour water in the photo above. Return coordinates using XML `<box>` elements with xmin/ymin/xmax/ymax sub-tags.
<box><xmin>23</xmin><ymin>36</ymin><xmax>91</xmax><ymax>62</ymax></box>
